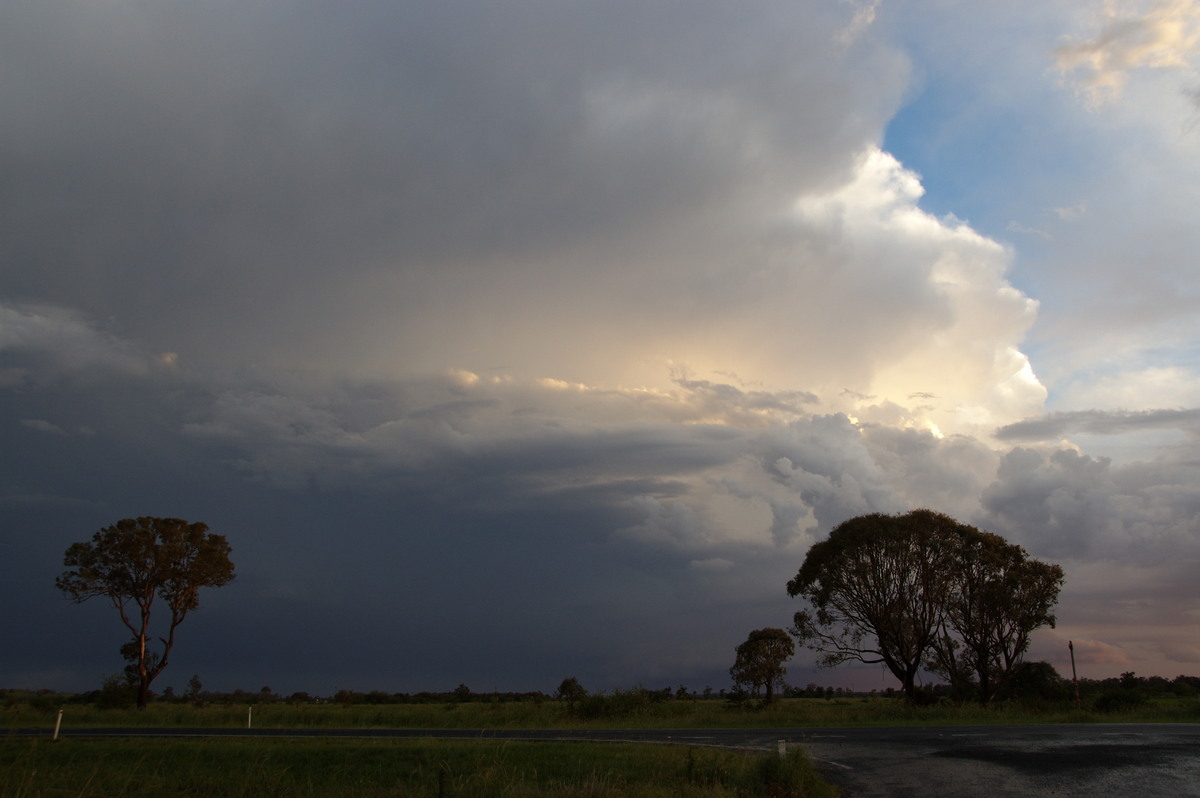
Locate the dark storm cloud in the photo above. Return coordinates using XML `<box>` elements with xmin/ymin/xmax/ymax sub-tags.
<box><xmin>1</xmin><ymin>0</ymin><xmax>906</xmax><ymax>376</ymax></box>
<box><xmin>860</xmin><ymin>425</ymin><xmax>999</xmax><ymax>519</ymax></box>
<box><xmin>996</xmin><ymin>407</ymin><xmax>1200</xmax><ymax>440</ymax></box>
<box><xmin>5</xmin><ymin>326</ymin><xmax>1200</xmax><ymax>690</ymax></box>
<box><xmin>0</xmin><ymin>302</ymin><xmax>158</xmax><ymax>386</ymax></box>
<box><xmin>980</xmin><ymin>446</ymin><xmax>1200</xmax><ymax>563</ymax></box>
<box><xmin>179</xmin><ymin>376</ymin><xmax>754</xmax><ymax>499</ymax></box>
<box><xmin>5</xmin><ymin>0</ymin><xmax>1199</xmax><ymax>694</ymax></box>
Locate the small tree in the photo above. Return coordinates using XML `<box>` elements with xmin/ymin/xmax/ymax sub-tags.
<box><xmin>555</xmin><ymin>677</ymin><xmax>588</xmax><ymax>709</ymax></box>
<box><xmin>95</xmin><ymin>672</ymin><xmax>137</xmax><ymax>708</ymax></box>
<box><xmin>56</xmin><ymin>517</ymin><xmax>235</xmax><ymax>709</ymax></box>
<box><xmin>185</xmin><ymin>673</ymin><xmax>204</xmax><ymax>705</ymax></box>
<box><xmin>730</xmin><ymin>627</ymin><xmax>794</xmax><ymax>703</ymax></box>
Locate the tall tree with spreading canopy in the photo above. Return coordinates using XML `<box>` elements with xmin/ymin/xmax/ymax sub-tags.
<box><xmin>786</xmin><ymin>509</ymin><xmax>972</xmax><ymax>701</ymax></box>
<box><xmin>788</xmin><ymin>509</ymin><xmax>1063</xmax><ymax>702</ymax></box>
<box><xmin>730</xmin><ymin>627</ymin><xmax>794</xmax><ymax>703</ymax></box>
<box><xmin>57</xmin><ymin>517</ymin><xmax>235</xmax><ymax>709</ymax></box>
<box><xmin>927</xmin><ymin>530</ymin><xmax>1064</xmax><ymax>704</ymax></box>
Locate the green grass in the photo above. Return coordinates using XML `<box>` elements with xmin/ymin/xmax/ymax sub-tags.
<box><xmin>8</xmin><ymin>695</ymin><xmax>1198</xmax><ymax>731</ymax></box>
<box><xmin>0</xmin><ymin>737</ymin><xmax>838</xmax><ymax>798</ymax></box>
<box><xmin>4</xmin><ymin>694</ymin><xmax>1195</xmax><ymax>797</ymax></box>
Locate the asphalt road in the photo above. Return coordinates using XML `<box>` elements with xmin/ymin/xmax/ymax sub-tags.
<box><xmin>16</xmin><ymin>723</ymin><xmax>1200</xmax><ymax>796</ymax></box>
<box><xmin>795</xmin><ymin>724</ymin><xmax>1200</xmax><ymax>797</ymax></box>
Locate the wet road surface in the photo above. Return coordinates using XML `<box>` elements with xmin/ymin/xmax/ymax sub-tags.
<box><xmin>795</xmin><ymin>724</ymin><xmax>1200</xmax><ymax>797</ymax></box>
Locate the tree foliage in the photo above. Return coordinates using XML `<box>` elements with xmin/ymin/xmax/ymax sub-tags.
<box><xmin>926</xmin><ymin>530</ymin><xmax>1064</xmax><ymax>704</ymax></box>
<box><xmin>56</xmin><ymin>517</ymin><xmax>235</xmax><ymax>709</ymax></box>
<box><xmin>787</xmin><ymin>510</ymin><xmax>963</xmax><ymax>700</ymax></box>
<box><xmin>996</xmin><ymin>661</ymin><xmax>1070</xmax><ymax>703</ymax></box>
<box><xmin>730</xmin><ymin>627</ymin><xmax>794</xmax><ymax>703</ymax></box>
<box><xmin>555</xmin><ymin>677</ymin><xmax>588</xmax><ymax>708</ymax></box>
<box><xmin>787</xmin><ymin>509</ymin><xmax>1062</xmax><ymax>703</ymax></box>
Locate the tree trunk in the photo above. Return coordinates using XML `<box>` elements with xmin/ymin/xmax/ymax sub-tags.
<box><xmin>902</xmin><ymin>666</ymin><xmax>918</xmax><ymax>702</ymax></box>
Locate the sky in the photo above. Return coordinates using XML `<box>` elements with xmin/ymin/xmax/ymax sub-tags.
<box><xmin>3</xmin><ymin>0</ymin><xmax>1199</xmax><ymax>697</ymax></box>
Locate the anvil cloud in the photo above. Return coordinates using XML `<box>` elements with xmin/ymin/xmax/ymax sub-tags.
<box><xmin>2</xmin><ymin>0</ymin><xmax>1198</xmax><ymax>695</ymax></box>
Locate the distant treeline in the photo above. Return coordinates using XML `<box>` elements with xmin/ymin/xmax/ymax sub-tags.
<box><xmin>5</xmin><ymin>669</ymin><xmax>1199</xmax><ymax>711</ymax></box>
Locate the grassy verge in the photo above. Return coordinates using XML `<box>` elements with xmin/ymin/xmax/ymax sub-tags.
<box><xmin>0</xmin><ymin>737</ymin><xmax>838</xmax><ymax>798</ymax></box>
<box><xmin>7</xmin><ymin>695</ymin><xmax>1198</xmax><ymax>731</ymax></box>
<box><xmin>4</xmin><ymin>695</ymin><xmax>1193</xmax><ymax>797</ymax></box>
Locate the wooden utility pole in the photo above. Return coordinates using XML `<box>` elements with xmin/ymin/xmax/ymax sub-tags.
<box><xmin>1069</xmin><ymin>640</ymin><xmax>1081</xmax><ymax>708</ymax></box>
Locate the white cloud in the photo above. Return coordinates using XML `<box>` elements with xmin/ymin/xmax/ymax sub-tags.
<box><xmin>1055</xmin><ymin>0</ymin><xmax>1200</xmax><ymax>106</ymax></box>
<box><xmin>1051</xmin><ymin>203</ymin><xmax>1088</xmax><ymax>221</ymax></box>
<box><xmin>837</xmin><ymin>0</ymin><xmax>882</xmax><ymax>44</ymax></box>
<box><xmin>1053</xmin><ymin>366</ymin><xmax>1200</xmax><ymax>412</ymax></box>
<box><xmin>788</xmin><ymin>149</ymin><xmax>1045</xmax><ymax>435</ymax></box>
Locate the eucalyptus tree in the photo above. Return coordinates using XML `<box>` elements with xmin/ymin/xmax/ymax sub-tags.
<box><xmin>730</xmin><ymin>627</ymin><xmax>794</xmax><ymax>703</ymax></box>
<box><xmin>787</xmin><ymin>509</ymin><xmax>1063</xmax><ymax>703</ymax></box>
<box><xmin>57</xmin><ymin>517</ymin><xmax>235</xmax><ymax>709</ymax></box>
<box><xmin>786</xmin><ymin>510</ymin><xmax>964</xmax><ymax>701</ymax></box>
<box><xmin>928</xmin><ymin>530</ymin><xmax>1064</xmax><ymax>704</ymax></box>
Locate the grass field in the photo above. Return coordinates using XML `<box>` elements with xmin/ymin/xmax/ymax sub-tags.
<box><xmin>7</xmin><ymin>694</ymin><xmax>1199</xmax><ymax>731</ymax></box>
<box><xmin>0</xmin><ymin>737</ymin><xmax>836</xmax><ymax>798</ymax></box>
<box><xmin>4</xmin><ymin>694</ymin><xmax>1196</xmax><ymax>797</ymax></box>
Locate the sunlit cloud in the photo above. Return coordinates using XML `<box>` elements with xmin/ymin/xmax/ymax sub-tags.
<box><xmin>1065</xmin><ymin>638</ymin><xmax>1135</xmax><ymax>667</ymax></box>
<box><xmin>3</xmin><ymin>0</ymin><xmax>1199</xmax><ymax>694</ymax></box>
<box><xmin>1055</xmin><ymin>0</ymin><xmax>1200</xmax><ymax>106</ymax></box>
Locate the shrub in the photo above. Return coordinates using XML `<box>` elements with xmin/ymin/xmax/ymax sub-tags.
<box><xmin>1093</xmin><ymin>690</ymin><xmax>1148</xmax><ymax>713</ymax></box>
<box><xmin>998</xmin><ymin>661</ymin><xmax>1072</xmax><ymax>704</ymax></box>
<box><xmin>572</xmin><ymin>686</ymin><xmax>660</xmax><ymax>719</ymax></box>
<box><xmin>93</xmin><ymin>674</ymin><xmax>138</xmax><ymax>709</ymax></box>
<box><xmin>757</xmin><ymin>748</ymin><xmax>840</xmax><ymax>798</ymax></box>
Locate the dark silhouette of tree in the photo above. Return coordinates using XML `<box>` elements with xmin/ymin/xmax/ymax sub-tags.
<box><xmin>56</xmin><ymin>517</ymin><xmax>235</xmax><ymax>709</ymax></box>
<box><xmin>787</xmin><ymin>510</ymin><xmax>964</xmax><ymax>701</ymax></box>
<box><xmin>927</xmin><ymin>530</ymin><xmax>1064</xmax><ymax>704</ymax></box>
<box><xmin>997</xmin><ymin>661</ymin><xmax>1069</xmax><ymax>702</ymax></box>
<box><xmin>788</xmin><ymin>509</ymin><xmax>1063</xmax><ymax>703</ymax></box>
<box><xmin>729</xmin><ymin>627</ymin><xmax>794</xmax><ymax>703</ymax></box>
<box><xmin>185</xmin><ymin>673</ymin><xmax>204</xmax><ymax>705</ymax></box>
<box><xmin>555</xmin><ymin>677</ymin><xmax>588</xmax><ymax>709</ymax></box>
